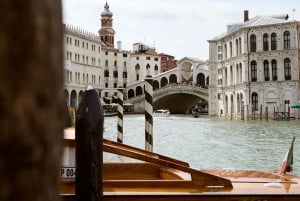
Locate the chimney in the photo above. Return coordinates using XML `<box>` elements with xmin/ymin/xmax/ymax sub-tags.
<box><xmin>244</xmin><ymin>10</ymin><xmax>249</xmax><ymax>22</ymax></box>
<box><xmin>117</xmin><ymin>41</ymin><xmax>122</xmax><ymax>51</ymax></box>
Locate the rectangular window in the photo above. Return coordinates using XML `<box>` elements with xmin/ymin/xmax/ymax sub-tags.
<box><xmin>271</xmin><ymin>33</ymin><xmax>277</xmax><ymax>50</ymax></box>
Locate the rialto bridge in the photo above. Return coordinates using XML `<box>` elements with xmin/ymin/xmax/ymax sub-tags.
<box><xmin>64</xmin><ymin>57</ymin><xmax>210</xmax><ymax>114</ymax></box>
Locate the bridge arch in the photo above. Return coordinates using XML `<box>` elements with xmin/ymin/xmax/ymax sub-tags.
<box><xmin>169</xmin><ymin>74</ymin><xmax>177</xmax><ymax>84</ymax></box>
<box><xmin>136</xmin><ymin>86</ymin><xmax>143</xmax><ymax>96</ymax></box>
<box><xmin>70</xmin><ymin>90</ymin><xmax>77</xmax><ymax>108</ymax></box>
<box><xmin>161</xmin><ymin>77</ymin><xmax>168</xmax><ymax>87</ymax></box>
<box><xmin>128</xmin><ymin>89</ymin><xmax>135</xmax><ymax>99</ymax></box>
<box><xmin>125</xmin><ymin>84</ymin><xmax>209</xmax><ymax>114</ymax></box>
<box><xmin>78</xmin><ymin>90</ymin><xmax>84</xmax><ymax>104</ymax></box>
<box><xmin>196</xmin><ymin>73</ymin><xmax>205</xmax><ymax>87</ymax></box>
<box><xmin>153</xmin><ymin>80</ymin><xmax>159</xmax><ymax>90</ymax></box>
<box><xmin>64</xmin><ymin>89</ymin><xmax>69</xmax><ymax>105</ymax></box>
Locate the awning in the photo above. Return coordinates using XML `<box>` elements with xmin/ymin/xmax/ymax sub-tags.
<box><xmin>291</xmin><ymin>103</ymin><xmax>300</xmax><ymax>108</ymax></box>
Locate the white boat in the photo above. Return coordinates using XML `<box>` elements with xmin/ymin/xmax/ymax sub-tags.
<box><xmin>154</xmin><ymin>109</ymin><xmax>170</xmax><ymax>117</ymax></box>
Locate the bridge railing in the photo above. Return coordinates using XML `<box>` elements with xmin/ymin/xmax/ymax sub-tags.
<box><xmin>125</xmin><ymin>84</ymin><xmax>208</xmax><ymax>104</ymax></box>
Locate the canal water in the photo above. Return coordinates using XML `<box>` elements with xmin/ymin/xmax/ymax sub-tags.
<box><xmin>103</xmin><ymin>114</ymin><xmax>300</xmax><ymax>175</ymax></box>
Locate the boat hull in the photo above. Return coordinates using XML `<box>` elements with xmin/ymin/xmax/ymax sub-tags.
<box><xmin>61</xmin><ymin>128</ymin><xmax>300</xmax><ymax>200</ymax></box>
<box><xmin>62</xmin><ymin>194</ymin><xmax>300</xmax><ymax>201</ymax></box>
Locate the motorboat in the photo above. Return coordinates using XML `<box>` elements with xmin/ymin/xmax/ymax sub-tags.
<box><xmin>153</xmin><ymin>109</ymin><xmax>170</xmax><ymax>117</ymax></box>
<box><xmin>61</xmin><ymin>128</ymin><xmax>300</xmax><ymax>200</ymax></box>
<box><xmin>103</xmin><ymin>111</ymin><xmax>118</xmax><ymax>117</ymax></box>
<box><xmin>192</xmin><ymin>110</ymin><xmax>200</xmax><ymax>118</ymax></box>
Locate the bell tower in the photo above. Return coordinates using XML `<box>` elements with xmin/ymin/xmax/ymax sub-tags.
<box><xmin>99</xmin><ymin>1</ymin><xmax>115</xmax><ymax>48</ymax></box>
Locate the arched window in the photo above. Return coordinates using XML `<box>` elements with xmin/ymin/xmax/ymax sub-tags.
<box><xmin>283</xmin><ymin>31</ymin><xmax>290</xmax><ymax>49</ymax></box>
<box><xmin>224</xmin><ymin>44</ymin><xmax>227</xmax><ymax>59</ymax></box>
<box><xmin>251</xmin><ymin>92</ymin><xmax>258</xmax><ymax>111</ymax></box>
<box><xmin>104</xmin><ymin>69</ymin><xmax>109</xmax><ymax>77</ymax></box>
<box><xmin>239</xmin><ymin>37</ymin><xmax>242</xmax><ymax>55</ymax></box>
<box><xmin>284</xmin><ymin>58</ymin><xmax>291</xmax><ymax>80</ymax></box>
<box><xmin>239</xmin><ymin>63</ymin><xmax>242</xmax><ymax>83</ymax></box>
<box><xmin>229</xmin><ymin>42</ymin><xmax>233</xmax><ymax>57</ymax></box>
<box><xmin>271</xmin><ymin>60</ymin><xmax>277</xmax><ymax>81</ymax></box>
<box><xmin>230</xmin><ymin>65</ymin><xmax>233</xmax><ymax>85</ymax></box>
<box><xmin>263</xmin><ymin>33</ymin><xmax>269</xmax><ymax>51</ymax></box>
<box><xmin>236</xmin><ymin>64</ymin><xmax>239</xmax><ymax>83</ymax></box>
<box><xmin>263</xmin><ymin>60</ymin><xmax>269</xmax><ymax>81</ymax></box>
<box><xmin>250</xmin><ymin>34</ymin><xmax>256</xmax><ymax>52</ymax></box>
<box><xmin>271</xmin><ymin>33</ymin><xmax>277</xmax><ymax>50</ymax></box>
<box><xmin>135</xmin><ymin>63</ymin><xmax>140</xmax><ymax>70</ymax></box>
<box><xmin>235</xmin><ymin>39</ymin><xmax>239</xmax><ymax>56</ymax></box>
<box><xmin>123</xmin><ymin>71</ymin><xmax>127</xmax><ymax>78</ymax></box>
<box><xmin>251</xmin><ymin>61</ymin><xmax>257</xmax><ymax>82</ymax></box>
<box><xmin>146</xmin><ymin>64</ymin><xmax>150</xmax><ymax>69</ymax></box>
<box><xmin>154</xmin><ymin>64</ymin><xmax>158</xmax><ymax>71</ymax></box>
<box><xmin>113</xmin><ymin>70</ymin><xmax>118</xmax><ymax>78</ymax></box>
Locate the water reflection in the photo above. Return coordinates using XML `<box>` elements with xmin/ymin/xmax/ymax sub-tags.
<box><xmin>104</xmin><ymin>114</ymin><xmax>300</xmax><ymax>175</ymax></box>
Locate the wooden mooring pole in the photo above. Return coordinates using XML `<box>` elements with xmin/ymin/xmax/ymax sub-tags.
<box><xmin>144</xmin><ymin>75</ymin><xmax>154</xmax><ymax>152</ymax></box>
<box><xmin>259</xmin><ymin>104</ymin><xmax>262</xmax><ymax>120</ymax></box>
<box><xmin>0</xmin><ymin>1</ymin><xmax>64</xmax><ymax>201</ymax></box>
<box><xmin>75</xmin><ymin>87</ymin><xmax>104</xmax><ymax>201</ymax></box>
<box><xmin>117</xmin><ymin>87</ymin><xmax>124</xmax><ymax>143</ymax></box>
<box><xmin>265</xmin><ymin>106</ymin><xmax>269</xmax><ymax>122</ymax></box>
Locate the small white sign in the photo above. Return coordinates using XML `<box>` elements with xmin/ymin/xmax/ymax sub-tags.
<box><xmin>61</xmin><ymin>167</ymin><xmax>76</xmax><ymax>179</ymax></box>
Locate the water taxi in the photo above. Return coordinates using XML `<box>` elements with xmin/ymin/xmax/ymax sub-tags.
<box><xmin>153</xmin><ymin>109</ymin><xmax>170</xmax><ymax>117</ymax></box>
<box><xmin>61</xmin><ymin>128</ymin><xmax>300</xmax><ymax>200</ymax></box>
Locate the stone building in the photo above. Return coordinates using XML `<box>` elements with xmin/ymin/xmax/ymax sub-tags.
<box><xmin>159</xmin><ymin>53</ymin><xmax>177</xmax><ymax>72</ymax></box>
<box><xmin>208</xmin><ymin>10</ymin><xmax>300</xmax><ymax>119</ymax></box>
<box><xmin>64</xmin><ymin>2</ymin><xmax>167</xmax><ymax>107</ymax></box>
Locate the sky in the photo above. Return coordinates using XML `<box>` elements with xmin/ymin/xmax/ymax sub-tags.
<box><xmin>62</xmin><ymin>0</ymin><xmax>300</xmax><ymax>60</ymax></box>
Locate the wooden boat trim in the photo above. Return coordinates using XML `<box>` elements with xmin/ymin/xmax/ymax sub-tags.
<box><xmin>103</xmin><ymin>139</ymin><xmax>233</xmax><ymax>190</ymax></box>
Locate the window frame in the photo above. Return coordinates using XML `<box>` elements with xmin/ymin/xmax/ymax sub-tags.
<box><xmin>250</xmin><ymin>60</ymin><xmax>257</xmax><ymax>82</ymax></box>
<box><xmin>263</xmin><ymin>33</ymin><xmax>269</xmax><ymax>51</ymax></box>
<box><xmin>271</xmin><ymin>33</ymin><xmax>277</xmax><ymax>50</ymax></box>
<box><xmin>250</xmin><ymin>34</ymin><xmax>256</xmax><ymax>52</ymax></box>
<box><xmin>284</xmin><ymin>58</ymin><xmax>291</xmax><ymax>80</ymax></box>
<box><xmin>263</xmin><ymin>60</ymin><xmax>270</xmax><ymax>81</ymax></box>
<box><xmin>283</xmin><ymin>31</ymin><xmax>290</xmax><ymax>49</ymax></box>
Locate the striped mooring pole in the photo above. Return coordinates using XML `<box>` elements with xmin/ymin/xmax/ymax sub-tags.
<box><xmin>117</xmin><ymin>87</ymin><xmax>124</xmax><ymax>143</ymax></box>
<box><xmin>144</xmin><ymin>75</ymin><xmax>153</xmax><ymax>152</ymax></box>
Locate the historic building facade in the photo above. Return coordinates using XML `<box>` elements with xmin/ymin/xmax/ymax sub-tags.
<box><xmin>208</xmin><ymin>11</ymin><xmax>300</xmax><ymax>119</ymax></box>
<box><xmin>64</xmin><ymin>2</ymin><xmax>164</xmax><ymax>107</ymax></box>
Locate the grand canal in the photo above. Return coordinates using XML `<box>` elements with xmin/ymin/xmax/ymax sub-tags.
<box><xmin>103</xmin><ymin>114</ymin><xmax>300</xmax><ymax>175</ymax></box>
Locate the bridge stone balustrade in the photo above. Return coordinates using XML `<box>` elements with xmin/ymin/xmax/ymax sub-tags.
<box><xmin>124</xmin><ymin>84</ymin><xmax>208</xmax><ymax>113</ymax></box>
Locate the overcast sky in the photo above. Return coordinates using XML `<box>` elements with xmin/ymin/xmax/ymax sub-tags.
<box><xmin>62</xmin><ymin>0</ymin><xmax>300</xmax><ymax>60</ymax></box>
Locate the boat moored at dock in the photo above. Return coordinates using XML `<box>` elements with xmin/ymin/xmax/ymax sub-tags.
<box><xmin>61</xmin><ymin>128</ymin><xmax>300</xmax><ymax>200</ymax></box>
